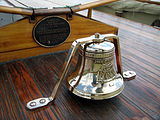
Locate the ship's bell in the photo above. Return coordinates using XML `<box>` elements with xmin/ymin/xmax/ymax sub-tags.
<box><xmin>26</xmin><ymin>33</ymin><xmax>136</xmax><ymax>110</ymax></box>
<box><xmin>67</xmin><ymin>38</ymin><xmax>124</xmax><ymax>100</ymax></box>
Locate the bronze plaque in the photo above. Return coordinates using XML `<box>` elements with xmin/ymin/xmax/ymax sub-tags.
<box><xmin>33</xmin><ymin>16</ymin><xmax>70</xmax><ymax>47</ymax></box>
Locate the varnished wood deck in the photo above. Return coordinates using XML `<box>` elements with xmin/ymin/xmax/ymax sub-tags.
<box><xmin>0</xmin><ymin>10</ymin><xmax>160</xmax><ymax>119</ymax></box>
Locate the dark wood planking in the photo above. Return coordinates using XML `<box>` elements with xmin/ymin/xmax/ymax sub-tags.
<box><xmin>0</xmin><ymin>64</ymin><xmax>26</xmax><ymax>119</ymax></box>
<box><xmin>0</xmin><ymin>10</ymin><xmax>160</xmax><ymax>119</ymax></box>
<box><xmin>0</xmin><ymin>52</ymin><xmax>155</xmax><ymax>120</ymax></box>
<box><xmin>6</xmin><ymin>61</ymin><xmax>59</xmax><ymax>119</ymax></box>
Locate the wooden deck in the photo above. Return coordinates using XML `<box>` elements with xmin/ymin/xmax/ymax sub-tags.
<box><xmin>0</xmin><ymin>10</ymin><xmax>160</xmax><ymax>119</ymax></box>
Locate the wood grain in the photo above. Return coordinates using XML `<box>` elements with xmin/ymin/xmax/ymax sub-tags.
<box><xmin>0</xmin><ymin>5</ymin><xmax>32</xmax><ymax>15</ymax></box>
<box><xmin>0</xmin><ymin>14</ymin><xmax>118</xmax><ymax>63</ymax></box>
<box><xmin>0</xmin><ymin>10</ymin><xmax>159</xmax><ymax>120</ymax></box>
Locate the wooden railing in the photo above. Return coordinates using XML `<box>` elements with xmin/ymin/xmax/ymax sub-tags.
<box><xmin>0</xmin><ymin>0</ymin><xmax>119</xmax><ymax>16</ymax></box>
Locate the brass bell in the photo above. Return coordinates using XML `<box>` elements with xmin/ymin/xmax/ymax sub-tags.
<box><xmin>67</xmin><ymin>33</ymin><xmax>124</xmax><ymax>99</ymax></box>
<box><xmin>26</xmin><ymin>33</ymin><xmax>136</xmax><ymax>109</ymax></box>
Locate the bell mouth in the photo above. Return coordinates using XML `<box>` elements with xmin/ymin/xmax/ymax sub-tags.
<box><xmin>67</xmin><ymin>73</ymin><xmax>124</xmax><ymax>100</ymax></box>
